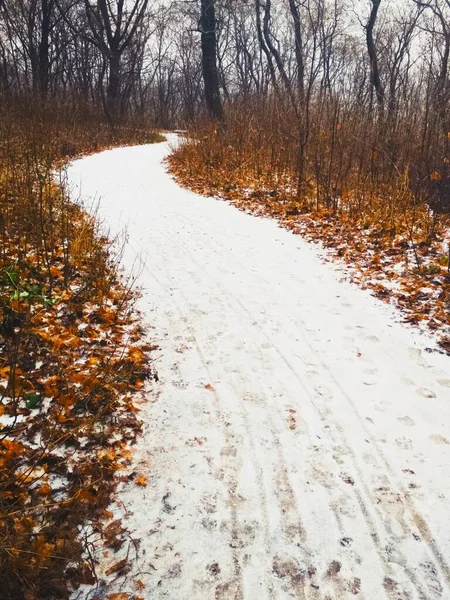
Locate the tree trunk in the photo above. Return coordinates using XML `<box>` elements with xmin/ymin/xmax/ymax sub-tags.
<box><xmin>366</xmin><ymin>0</ymin><xmax>384</xmax><ymax>112</ymax></box>
<box><xmin>199</xmin><ymin>0</ymin><xmax>224</xmax><ymax>121</ymax></box>
<box><xmin>107</xmin><ymin>48</ymin><xmax>121</xmax><ymax>117</ymax></box>
<box><xmin>262</xmin><ymin>0</ymin><xmax>291</xmax><ymax>91</ymax></box>
<box><xmin>255</xmin><ymin>0</ymin><xmax>277</xmax><ymax>89</ymax></box>
<box><xmin>38</xmin><ymin>0</ymin><xmax>51</xmax><ymax>97</ymax></box>
<box><xmin>288</xmin><ymin>0</ymin><xmax>304</xmax><ymax>99</ymax></box>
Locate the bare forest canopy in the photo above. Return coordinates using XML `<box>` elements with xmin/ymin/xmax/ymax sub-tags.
<box><xmin>0</xmin><ymin>0</ymin><xmax>447</xmax><ymax>119</ymax></box>
<box><xmin>0</xmin><ymin>0</ymin><xmax>449</xmax><ymax>212</ymax></box>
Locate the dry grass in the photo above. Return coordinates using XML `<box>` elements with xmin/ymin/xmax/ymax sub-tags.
<box><xmin>169</xmin><ymin>101</ymin><xmax>450</xmax><ymax>350</ymax></box>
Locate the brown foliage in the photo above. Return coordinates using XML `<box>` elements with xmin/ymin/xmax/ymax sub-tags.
<box><xmin>0</xmin><ymin>102</ymin><xmax>160</xmax><ymax>599</ymax></box>
<box><xmin>169</xmin><ymin>103</ymin><xmax>450</xmax><ymax>350</ymax></box>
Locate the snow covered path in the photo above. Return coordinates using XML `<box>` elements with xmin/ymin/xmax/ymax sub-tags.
<box><xmin>67</xmin><ymin>138</ymin><xmax>450</xmax><ymax>600</ymax></box>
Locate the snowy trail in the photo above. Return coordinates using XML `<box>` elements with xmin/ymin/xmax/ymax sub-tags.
<box><xmin>67</xmin><ymin>138</ymin><xmax>450</xmax><ymax>600</ymax></box>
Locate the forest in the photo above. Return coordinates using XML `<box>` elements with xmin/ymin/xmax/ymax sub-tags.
<box><xmin>1</xmin><ymin>0</ymin><xmax>450</xmax><ymax>599</ymax></box>
<box><xmin>0</xmin><ymin>0</ymin><xmax>449</xmax><ymax>216</ymax></box>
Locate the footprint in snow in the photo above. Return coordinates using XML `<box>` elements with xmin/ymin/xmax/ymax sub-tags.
<box><xmin>438</xmin><ymin>378</ymin><xmax>450</xmax><ymax>388</ymax></box>
<box><xmin>430</xmin><ymin>434</ymin><xmax>450</xmax><ymax>445</ymax></box>
<box><xmin>416</xmin><ymin>387</ymin><xmax>436</xmax><ymax>399</ymax></box>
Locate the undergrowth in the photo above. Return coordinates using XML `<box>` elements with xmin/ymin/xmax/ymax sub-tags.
<box><xmin>169</xmin><ymin>112</ymin><xmax>450</xmax><ymax>352</ymax></box>
<box><xmin>0</xmin><ymin>102</ymin><xmax>162</xmax><ymax>600</ymax></box>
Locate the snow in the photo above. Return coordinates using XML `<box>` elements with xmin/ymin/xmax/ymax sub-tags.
<box><xmin>67</xmin><ymin>136</ymin><xmax>450</xmax><ymax>599</ymax></box>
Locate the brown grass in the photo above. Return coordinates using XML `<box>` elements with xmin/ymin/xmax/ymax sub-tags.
<box><xmin>169</xmin><ymin>101</ymin><xmax>450</xmax><ymax>348</ymax></box>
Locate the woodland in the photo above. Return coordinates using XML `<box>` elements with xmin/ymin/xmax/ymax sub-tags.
<box><xmin>0</xmin><ymin>0</ymin><xmax>449</xmax><ymax>598</ymax></box>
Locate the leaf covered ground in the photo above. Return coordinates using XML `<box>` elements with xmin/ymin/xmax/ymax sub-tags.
<box><xmin>0</xmin><ymin>110</ymin><xmax>161</xmax><ymax>600</ymax></box>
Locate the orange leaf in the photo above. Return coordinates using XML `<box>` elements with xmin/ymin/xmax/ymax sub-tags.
<box><xmin>105</xmin><ymin>558</ymin><xmax>128</xmax><ymax>576</ymax></box>
<box><xmin>77</xmin><ymin>489</ymin><xmax>95</xmax><ymax>502</ymax></box>
<box><xmin>38</xmin><ymin>483</ymin><xmax>52</xmax><ymax>496</ymax></box>
<box><xmin>128</xmin><ymin>347</ymin><xmax>145</xmax><ymax>363</ymax></box>
<box><xmin>135</xmin><ymin>475</ymin><xmax>147</xmax><ymax>487</ymax></box>
<box><xmin>98</xmin><ymin>306</ymin><xmax>116</xmax><ymax>323</ymax></box>
<box><xmin>44</xmin><ymin>375</ymin><xmax>60</xmax><ymax>398</ymax></box>
<box><xmin>0</xmin><ymin>366</ymin><xmax>11</xmax><ymax>379</ymax></box>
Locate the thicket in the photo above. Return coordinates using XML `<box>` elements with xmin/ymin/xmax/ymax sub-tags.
<box><xmin>0</xmin><ymin>99</ymin><xmax>161</xmax><ymax>600</ymax></box>
<box><xmin>175</xmin><ymin>92</ymin><xmax>449</xmax><ymax>229</ymax></box>
<box><xmin>169</xmin><ymin>0</ymin><xmax>450</xmax><ymax>347</ymax></box>
<box><xmin>170</xmin><ymin>92</ymin><xmax>450</xmax><ymax>346</ymax></box>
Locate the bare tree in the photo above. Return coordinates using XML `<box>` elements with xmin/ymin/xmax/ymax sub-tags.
<box><xmin>288</xmin><ymin>0</ymin><xmax>305</xmax><ymax>97</ymax></box>
<box><xmin>199</xmin><ymin>0</ymin><xmax>224</xmax><ymax>120</ymax></box>
<box><xmin>366</xmin><ymin>0</ymin><xmax>384</xmax><ymax>111</ymax></box>
<box><xmin>81</xmin><ymin>0</ymin><xmax>149</xmax><ymax>117</ymax></box>
<box><xmin>0</xmin><ymin>0</ymin><xmax>57</xmax><ymax>96</ymax></box>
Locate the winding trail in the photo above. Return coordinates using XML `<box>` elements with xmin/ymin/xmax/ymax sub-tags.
<box><xmin>67</xmin><ymin>137</ymin><xmax>450</xmax><ymax>600</ymax></box>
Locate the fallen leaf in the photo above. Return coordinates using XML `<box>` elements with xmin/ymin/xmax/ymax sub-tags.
<box><xmin>37</xmin><ymin>483</ymin><xmax>52</xmax><ymax>496</ymax></box>
<box><xmin>128</xmin><ymin>347</ymin><xmax>145</xmax><ymax>362</ymax></box>
<box><xmin>103</xmin><ymin>519</ymin><xmax>123</xmax><ymax>539</ymax></box>
<box><xmin>135</xmin><ymin>475</ymin><xmax>148</xmax><ymax>487</ymax></box>
<box><xmin>105</xmin><ymin>558</ymin><xmax>128</xmax><ymax>576</ymax></box>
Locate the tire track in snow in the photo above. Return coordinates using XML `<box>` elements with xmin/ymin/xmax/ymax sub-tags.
<box><xmin>67</xmin><ymin>138</ymin><xmax>450</xmax><ymax>600</ymax></box>
<box><xmin>148</xmin><ymin>264</ymin><xmax>286</xmax><ymax>600</ymax></box>
<box><xmin>151</xmin><ymin>219</ymin><xmax>449</xmax><ymax>598</ymax></box>
<box><xmin>156</xmin><ymin>212</ymin><xmax>450</xmax><ymax>597</ymax></box>
<box><xmin>131</xmin><ymin>226</ymin><xmax>446</xmax><ymax>599</ymax></box>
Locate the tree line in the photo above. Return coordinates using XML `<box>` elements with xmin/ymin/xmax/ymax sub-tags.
<box><xmin>0</xmin><ymin>0</ymin><xmax>448</xmax><ymax>212</ymax></box>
